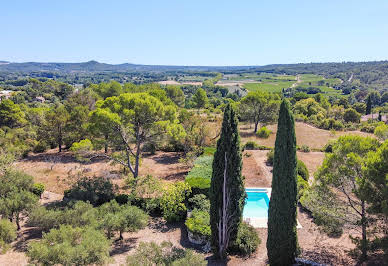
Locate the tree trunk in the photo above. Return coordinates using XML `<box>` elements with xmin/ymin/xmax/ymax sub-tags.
<box><xmin>134</xmin><ymin>134</ymin><xmax>142</xmax><ymax>179</ymax></box>
<box><xmin>58</xmin><ymin>126</ymin><xmax>62</xmax><ymax>152</ymax></box>
<box><xmin>254</xmin><ymin>121</ymin><xmax>259</xmax><ymax>133</ymax></box>
<box><xmin>16</xmin><ymin>213</ymin><xmax>21</xmax><ymax>230</ymax></box>
<box><xmin>361</xmin><ymin>200</ymin><xmax>367</xmax><ymax>261</ymax></box>
<box><xmin>104</xmin><ymin>134</ymin><xmax>108</xmax><ymax>153</ymax></box>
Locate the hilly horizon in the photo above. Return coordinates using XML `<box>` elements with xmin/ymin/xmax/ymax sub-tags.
<box><xmin>1</xmin><ymin>59</ymin><xmax>388</xmax><ymax>74</ymax></box>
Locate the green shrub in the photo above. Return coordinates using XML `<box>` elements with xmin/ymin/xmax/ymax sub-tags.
<box><xmin>299</xmin><ymin>144</ymin><xmax>310</xmax><ymax>152</ymax></box>
<box><xmin>27</xmin><ymin>225</ymin><xmax>111</xmax><ymax>265</ymax></box>
<box><xmin>64</xmin><ymin>176</ymin><xmax>117</xmax><ymax>206</ymax></box>
<box><xmin>186</xmin><ymin>156</ymin><xmax>213</xmax><ymax>180</ymax></box>
<box><xmin>161</xmin><ymin>181</ymin><xmax>191</xmax><ymax>222</ymax></box>
<box><xmin>187</xmin><ymin>194</ymin><xmax>210</xmax><ymax>212</ymax></box>
<box><xmin>28</xmin><ymin>201</ymin><xmax>97</xmax><ymax>232</ymax></box>
<box><xmin>256</xmin><ymin>126</ymin><xmax>272</xmax><ymax>138</ymax></box>
<box><xmin>242</xmin><ymin>141</ymin><xmax>272</xmax><ymax>151</ymax></box>
<box><xmin>243</xmin><ymin>141</ymin><xmax>259</xmax><ymax>150</ymax></box>
<box><xmin>115</xmin><ymin>193</ymin><xmax>130</xmax><ymax>205</ymax></box>
<box><xmin>0</xmin><ymin>219</ymin><xmax>17</xmax><ymax>253</ymax></box>
<box><xmin>297</xmin><ymin>160</ymin><xmax>309</xmax><ymax>181</ymax></box>
<box><xmin>323</xmin><ymin>141</ymin><xmax>334</xmax><ymax>153</ymax></box>
<box><xmin>266</xmin><ymin>149</ymin><xmax>274</xmax><ymax>165</ymax></box>
<box><xmin>185</xmin><ymin>177</ymin><xmax>210</xmax><ymax>196</ymax></box>
<box><xmin>185</xmin><ymin>210</ymin><xmax>211</xmax><ymax>240</ymax></box>
<box><xmin>229</xmin><ymin>222</ymin><xmax>260</xmax><ymax>257</ymax></box>
<box><xmin>31</xmin><ymin>183</ymin><xmax>45</xmax><ymax>198</ymax></box>
<box><xmin>374</xmin><ymin>123</ymin><xmax>388</xmax><ymax>140</ymax></box>
<box><xmin>297</xmin><ymin>175</ymin><xmax>309</xmax><ymax>200</ymax></box>
<box><xmin>126</xmin><ymin>241</ymin><xmax>206</xmax><ymax>266</ymax></box>
<box><xmin>33</xmin><ymin>141</ymin><xmax>48</xmax><ymax>153</ymax></box>
<box><xmin>171</xmin><ymin>249</ymin><xmax>206</xmax><ymax>266</ymax></box>
<box><xmin>360</xmin><ymin>124</ymin><xmax>376</xmax><ymax>133</ymax></box>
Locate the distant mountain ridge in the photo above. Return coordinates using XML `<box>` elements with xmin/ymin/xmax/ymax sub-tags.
<box><xmin>0</xmin><ymin>60</ymin><xmax>251</xmax><ymax>73</ymax></box>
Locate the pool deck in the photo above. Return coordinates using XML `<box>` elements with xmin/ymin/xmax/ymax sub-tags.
<box><xmin>244</xmin><ymin>187</ymin><xmax>302</xmax><ymax>229</ymax></box>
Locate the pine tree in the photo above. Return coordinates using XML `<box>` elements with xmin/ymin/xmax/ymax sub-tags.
<box><xmin>210</xmin><ymin>104</ymin><xmax>245</xmax><ymax>260</ymax></box>
<box><xmin>366</xmin><ymin>95</ymin><xmax>372</xmax><ymax>115</ymax></box>
<box><xmin>267</xmin><ymin>99</ymin><xmax>298</xmax><ymax>265</ymax></box>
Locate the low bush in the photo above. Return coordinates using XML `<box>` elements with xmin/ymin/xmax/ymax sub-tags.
<box><xmin>299</xmin><ymin>144</ymin><xmax>311</xmax><ymax>152</ymax></box>
<box><xmin>297</xmin><ymin>160</ymin><xmax>309</xmax><ymax>181</ymax></box>
<box><xmin>27</xmin><ymin>225</ymin><xmax>111</xmax><ymax>266</ymax></box>
<box><xmin>28</xmin><ymin>201</ymin><xmax>97</xmax><ymax>232</ymax></box>
<box><xmin>131</xmin><ymin>197</ymin><xmax>163</xmax><ymax>216</ymax></box>
<box><xmin>374</xmin><ymin>123</ymin><xmax>388</xmax><ymax>140</ymax></box>
<box><xmin>243</xmin><ymin>141</ymin><xmax>272</xmax><ymax>151</ymax></box>
<box><xmin>243</xmin><ymin>141</ymin><xmax>259</xmax><ymax>150</ymax></box>
<box><xmin>33</xmin><ymin>141</ymin><xmax>48</xmax><ymax>153</ymax></box>
<box><xmin>115</xmin><ymin>193</ymin><xmax>130</xmax><ymax>205</ymax></box>
<box><xmin>187</xmin><ymin>194</ymin><xmax>210</xmax><ymax>212</ymax></box>
<box><xmin>126</xmin><ymin>241</ymin><xmax>206</xmax><ymax>266</ymax></box>
<box><xmin>266</xmin><ymin>149</ymin><xmax>274</xmax><ymax>165</ymax></box>
<box><xmin>31</xmin><ymin>183</ymin><xmax>45</xmax><ymax>198</ymax></box>
<box><xmin>185</xmin><ymin>177</ymin><xmax>210</xmax><ymax>196</ymax></box>
<box><xmin>186</xmin><ymin>156</ymin><xmax>213</xmax><ymax>180</ymax></box>
<box><xmin>360</xmin><ymin>124</ymin><xmax>376</xmax><ymax>133</ymax></box>
<box><xmin>297</xmin><ymin>175</ymin><xmax>309</xmax><ymax>200</ymax></box>
<box><xmin>256</xmin><ymin>126</ymin><xmax>272</xmax><ymax>138</ymax></box>
<box><xmin>0</xmin><ymin>219</ymin><xmax>17</xmax><ymax>253</ymax></box>
<box><xmin>161</xmin><ymin>181</ymin><xmax>191</xmax><ymax>222</ymax></box>
<box><xmin>185</xmin><ymin>210</ymin><xmax>211</xmax><ymax>240</ymax></box>
<box><xmin>229</xmin><ymin>222</ymin><xmax>260</xmax><ymax>257</ymax></box>
<box><xmin>64</xmin><ymin>176</ymin><xmax>117</xmax><ymax>206</ymax></box>
<box><xmin>323</xmin><ymin>141</ymin><xmax>335</xmax><ymax>153</ymax></box>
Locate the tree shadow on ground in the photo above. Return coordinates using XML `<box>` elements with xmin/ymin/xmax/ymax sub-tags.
<box><xmin>148</xmin><ymin>153</ymin><xmax>183</xmax><ymax>165</ymax></box>
<box><xmin>13</xmin><ymin>227</ymin><xmax>42</xmax><ymax>252</ymax></box>
<box><xmin>149</xmin><ymin>218</ymin><xmax>181</xmax><ymax>233</ymax></box>
<box><xmin>23</xmin><ymin>151</ymin><xmax>107</xmax><ymax>165</ymax></box>
<box><xmin>239</xmin><ymin>131</ymin><xmax>255</xmax><ymax>138</ymax></box>
<box><xmin>109</xmin><ymin>237</ymin><xmax>138</xmax><ymax>256</ymax></box>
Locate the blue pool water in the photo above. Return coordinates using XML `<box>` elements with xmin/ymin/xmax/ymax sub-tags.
<box><xmin>243</xmin><ymin>189</ymin><xmax>270</xmax><ymax>218</ymax></box>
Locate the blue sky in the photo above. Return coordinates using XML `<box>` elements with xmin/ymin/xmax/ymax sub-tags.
<box><xmin>1</xmin><ymin>0</ymin><xmax>388</xmax><ymax>66</ymax></box>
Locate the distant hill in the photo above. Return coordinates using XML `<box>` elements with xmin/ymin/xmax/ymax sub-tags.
<box><xmin>1</xmin><ymin>60</ymin><xmax>388</xmax><ymax>88</ymax></box>
<box><xmin>0</xmin><ymin>60</ymin><xmax>249</xmax><ymax>73</ymax></box>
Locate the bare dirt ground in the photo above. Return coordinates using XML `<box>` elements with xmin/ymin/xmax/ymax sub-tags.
<box><xmin>15</xmin><ymin>150</ymin><xmax>190</xmax><ymax>194</ymax></box>
<box><xmin>240</xmin><ymin>122</ymin><xmax>373</xmax><ymax>149</ymax></box>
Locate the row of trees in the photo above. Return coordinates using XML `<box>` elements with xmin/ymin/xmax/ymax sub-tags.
<box><xmin>210</xmin><ymin>100</ymin><xmax>299</xmax><ymax>265</ymax></box>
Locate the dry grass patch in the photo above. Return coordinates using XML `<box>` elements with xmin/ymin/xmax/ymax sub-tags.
<box><xmin>240</xmin><ymin>122</ymin><xmax>373</xmax><ymax>149</ymax></box>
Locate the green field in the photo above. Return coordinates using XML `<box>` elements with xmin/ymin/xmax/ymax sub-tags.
<box><xmin>244</xmin><ymin>81</ymin><xmax>295</xmax><ymax>93</ymax></box>
<box><xmin>243</xmin><ymin>73</ymin><xmax>342</xmax><ymax>95</ymax></box>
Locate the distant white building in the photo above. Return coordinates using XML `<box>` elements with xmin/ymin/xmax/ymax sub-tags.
<box><xmin>34</xmin><ymin>96</ymin><xmax>46</xmax><ymax>103</ymax></box>
<box><xmin>0</xmin><ymin>90</ymin><xmax>13</xmax><ymax>100</ymax></box>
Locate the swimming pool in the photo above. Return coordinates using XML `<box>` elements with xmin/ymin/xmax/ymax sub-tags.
<box><xmin>243</xmin><ymin>188</ymin><xmax>270</xmax><ymax>218</ymax></box>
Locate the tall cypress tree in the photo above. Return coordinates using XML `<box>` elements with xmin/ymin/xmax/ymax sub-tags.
<box><xmin>267</xmin><ymin>99</ymin><xmax>298</xmax><ymax>265</ymax></box>
<box><xmin>366</xmin><ymin>95</ymin><xmax>372</xmax><ymax>115</ymax></box>
<box><xmin>210</xmin><ymin>104</ymin><xmax>245</xmax><ymax>260</ymax></box>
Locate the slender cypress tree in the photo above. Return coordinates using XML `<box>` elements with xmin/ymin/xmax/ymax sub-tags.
<box><xmin>210</xmin><ymin>104</ymin><xmax>245</xmax><ymax>260</ymax></box>
<box><xmin>366</xmin><ymin>95</ymin><xmax>372</xmax><ymax>115</ymax></box>
<box><xmin>267</xmin><ymin>99</ymin><xmax>298</xmax><ymax>265</ymax></box>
